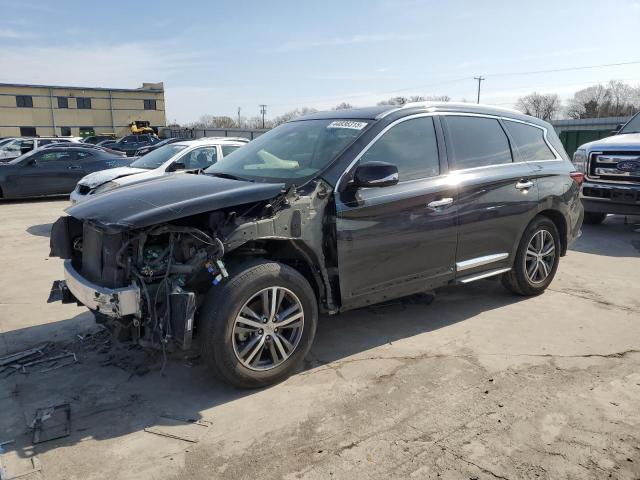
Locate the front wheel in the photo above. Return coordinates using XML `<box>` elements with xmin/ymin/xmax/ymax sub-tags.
<box><xmin>502</xmin><ymin>216</ymin><xmax>560</xmax><ymax>296</ymax></box>
<box><xmin>199</xmin><ymin>261</ymin><xmax>318</xmax><ymax>388</ymax></box>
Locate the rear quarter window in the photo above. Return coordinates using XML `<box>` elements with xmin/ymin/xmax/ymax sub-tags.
<box><xmin>503</xmin><ymin>120</ymin><xmax>556</xmax><ymax>161</ymax></box>
<box><xmin>442</xmin><ymin>116</ymin><xmax>513</xmax><ymax>169</ymax></box>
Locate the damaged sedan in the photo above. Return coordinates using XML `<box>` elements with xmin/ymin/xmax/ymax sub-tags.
<box><xmin>50</xmin><ymin>103</ymin><xmax>583</xmax><ymax>388</ymax></box>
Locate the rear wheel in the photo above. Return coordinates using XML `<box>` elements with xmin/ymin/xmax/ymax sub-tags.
<box><xmin>583</xmin><ymin>212</ymin><xmax>607</xmax><ymax>225</ymax></box>
<box><xmin>199</xmin><ymin>261</ymin><xmax>318</xmax><ymax>388</ymax></box>
<box><xmin>502</xmin><ymin>216</ymin><xmax>560</xmax><ymax>296</ymax></box>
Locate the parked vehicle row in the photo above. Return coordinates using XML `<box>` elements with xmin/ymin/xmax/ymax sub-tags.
<box><xmin>0</xmin><ymin>145</ymin><xmax>132</xmax><ymax>199</ymax></box>
<box><xmin>49</xmin><ymin>102</ymin><xmax>584</xmax><ymax>388</ymax></box>
<box><xmin>0</xmin><ymin>137</ymin><xmax>80</xmax><ymax>162</ymax></box>
<box><xmin>70</xmin><ymin>137</ymin><xmax>248</xmax><ymax>203</ymax></box>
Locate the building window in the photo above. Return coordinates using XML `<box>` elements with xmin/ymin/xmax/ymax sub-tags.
<box><xmin>20</xmin><ymin>127</ymin><xmax>37</xmax><ymax>136</ymax></box>
<box><xmin>58</xmin><ymin>97</ymin><xmax>69</xmax><ymax>109</ymax></box>
<box><xmin>60</xmin><ymin>127</ymin><xmax>72</xmax><ymax>136</ymax></box>
<box><xmin>76</xmin><ymin>97</ymin><xmax>92</xmax><ymax>109</ymax></box>
<box><xmin>144</xmin><ymin>99</ymin><xmax>157</xmax><ymax>110</ymax></box>
<box><xmin>16</xmin><ymin>96</ymin><xmax>33</xmax><ymax>108</ymax></box>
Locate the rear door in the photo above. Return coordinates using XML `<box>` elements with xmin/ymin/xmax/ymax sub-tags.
<box><xmin>441</xmin><ymin>114</ymin><xmax>539</xmax><ymax>278</ymax></box>
<box><xmin>335</xmin><ymin>115</ymin><xmax>458</xmax><ymax>310</ymax></box>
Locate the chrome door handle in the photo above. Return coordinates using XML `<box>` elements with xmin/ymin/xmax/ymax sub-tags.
<box><xmin>515</xmin><ymin>180</ymin><xmax>534</xmax><ymax>190</ymax></box>
<box><xmin>427</xmin><ymin>197</ymin><xmax>453</xmax><ymax>208</ymax></box>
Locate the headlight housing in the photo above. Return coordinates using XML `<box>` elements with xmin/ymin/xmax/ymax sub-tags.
<box><xmin>93</xmin><ymin>181</ymin><xmax>119</xmax><ymax>195</ymax></box>
<box><xmin>572</xmin><ymin>149</ymin><xmax>587</xmax><ymax>173</ymax></box>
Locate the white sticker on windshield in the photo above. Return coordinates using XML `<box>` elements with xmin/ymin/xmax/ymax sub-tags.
<box><xmin>327</xmin><ymin>120</ymin><xmax>367</xmax><ymax>130</ymax></box>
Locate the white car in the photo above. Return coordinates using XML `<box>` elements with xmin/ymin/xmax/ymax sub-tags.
<box><xmin>70</xmin><ymin>138</ymin><xmax>247</xmax><ymax>204</ymax></box>
<box><xmin>0</xmin><ymin>137</ymin><xmax>80</xmax><ymax>161</ymax></box>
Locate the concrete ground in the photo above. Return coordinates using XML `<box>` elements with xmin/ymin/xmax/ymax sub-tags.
<box><xmin>0</xmin><ymin>198</ymin><xmax>639</xmax><ymax>480</ymax></box>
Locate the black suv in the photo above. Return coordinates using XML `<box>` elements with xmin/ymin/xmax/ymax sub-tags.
<box><xmin>110</xmin><ymin>134</ymin><xmax>160</xmax><ymax>156</ymax></box>
<box><xmin>572</xmin><ymin>111</ymin><xmax>640</xmax><ymax>224</ymax></box>
<box><xmin>50</xmin><ymin>103</ymin><xmax>583</xmax><ymax>387</ymax></box>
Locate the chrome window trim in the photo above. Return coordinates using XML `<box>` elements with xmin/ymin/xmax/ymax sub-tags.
<box><xmin>500</xmin><ymin>117</ymin><xmax>563</xmax><ymax>162</ymax></box>
<box><xmin>336</xmin><ymin>112</ymin><xmax>438</xmax><ymax>191</ymax></box>
<box><xmin>337</xmin><ymin>111</ymin><xmax>563</xmax><ymax>191</ymax></box>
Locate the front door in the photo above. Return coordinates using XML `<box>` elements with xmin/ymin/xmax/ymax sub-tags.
<box><xmin>18</xmin><ymin>150</ymin><xmax>81</xmax><ymax>195</ymax></box>
<box><xmin>335</xmin><ymin>116</ymin><xmax>458</xmax><ymax>310</ymax></box>
<box><xmin>440</xmin><ymin>115</ymin><xmax>540</xmax><ymax>278</ymax></box>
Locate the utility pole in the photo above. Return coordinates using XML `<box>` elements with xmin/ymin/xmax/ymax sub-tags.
<box><xmin>474</xmin><ymin>76</ymin><xmax>485</xmax><ymax>104</ymax></box>
<box><xmin>237</xmin><ymin>107</ymin><xmax>241</xmax><ymax>128</ymax></box>
<box><xmin>259</xmin><ymin>104</ymin><xmax>267</xmax><ymax>129</ymax></box>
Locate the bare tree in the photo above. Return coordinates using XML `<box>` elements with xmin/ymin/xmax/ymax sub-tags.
<box><xmin>565</xmin><ymin>84</ymin><xmax>608</xmax><ymax>119</ymax></box>
<box><xmin>424</xmin><ymin>95</ymin><xmax>451</xmax><ymax>102</ymax></box>
<box><xmin>332</xmin><ymin>102</ymin><xmax>353</xmax><ymax>110</ymax></box>
<box><xmin>515</xmin><ymin>92</ymin><xmax>561</xmax><ymax>121</ymax></box>
<box><xmin>270</xmin><ymin>107</ymin><xmax>318</xmax><ymax>127</ymax></box>
<box><xmin>189</xmin><ymin>114</ymin><xmax>237</xmax><ymax>129</ymax></box>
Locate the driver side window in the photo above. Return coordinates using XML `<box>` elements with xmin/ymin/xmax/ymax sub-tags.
<box><xmin>360</xmin><ymin>117</ymin><xmax>439</xmax><ymax>182</ymax></box>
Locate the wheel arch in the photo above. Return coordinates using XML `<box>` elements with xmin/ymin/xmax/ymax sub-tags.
<box><xmin>536</xmin><ymin>209</ymin><xmax>568</xmax><ymax>256</ymax></box>
<box><xmin>224</xmin><ymin>239</ymin><xmax>333</xmax><ymax>313</ymax></box>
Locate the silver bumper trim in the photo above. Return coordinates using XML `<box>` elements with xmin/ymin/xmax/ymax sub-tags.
<box><xmin>63</xmin><ymin>260</ymin><xmax>140</xmax><ymax>318</ymax></box>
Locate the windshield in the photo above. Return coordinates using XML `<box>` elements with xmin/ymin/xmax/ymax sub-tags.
<box><xmin>205</xmin><ymin>119</ymin><xmax>368</xmax><ymax>184</ymax></box>
<box><xmin>620</xmin><ymin>112</ymin><xmax>640</xmax><ymax>134</ymax></box>
<box><xmin>0</xmin><ymin>138</ymin><xmax>13</xmax><ymax>148</ymax></box>
<box><xmin>130</xmin><ymin>144</ymin><xmax>188</xmax><ymax>169</ymax></box>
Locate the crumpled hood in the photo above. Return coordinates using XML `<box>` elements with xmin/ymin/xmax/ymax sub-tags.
<box><xmin>79</xmin><ymin>166</ymin><xmax>149</xmax><ymax>188</ymax></box>
<box><xmin>581</xmin><ymin>133</ymin><xmax>640</xmax><ymax>151</ymax></box>
<box><xmin>66</xmin><ymin>173</ymin><xmax>285</xmax><ymax>232</ymax></box>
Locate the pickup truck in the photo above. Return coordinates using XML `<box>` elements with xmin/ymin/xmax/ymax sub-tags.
<box><xmin>572</xmin><ymin>111</ymin><xmax>640</xmax><ymax>224</ymax></box>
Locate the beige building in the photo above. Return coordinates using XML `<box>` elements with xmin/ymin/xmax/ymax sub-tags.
<box><xmin>0</xmin><ymin>82</ymin><xmax>166</xmax><ymax>138</ymax></box>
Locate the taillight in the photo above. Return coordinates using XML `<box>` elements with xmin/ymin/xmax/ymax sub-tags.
<box><xmin>570</xmin><ymin>171</ymin><xmax>584</xmax><ymax>185</ymax></box>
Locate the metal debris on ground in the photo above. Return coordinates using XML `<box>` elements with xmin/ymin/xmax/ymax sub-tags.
<box><xmin>31</xmin><ymin>403</ymin><xmax>71</xmax><ymax>444</ymax></box>
<box><xmin>0</xmin><ymin>344</ymin><xmax>78</xmax><ymax>376</ymax></box>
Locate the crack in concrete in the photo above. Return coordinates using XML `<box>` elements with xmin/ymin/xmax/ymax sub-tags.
<box><xmin>548</xmin><ymin>288</ymin><xmax>637</xmax><ymax>313</ymax></box>
<box><xmin>302</xmin><ymin>349</ymin><xmax>640</xmax><ymax>378</ymax></box>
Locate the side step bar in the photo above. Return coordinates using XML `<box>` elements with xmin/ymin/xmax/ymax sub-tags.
<box><xmin>456</xmin><ymin>267</ymin><xmax>511</xmax><ymax>284</ymax></box>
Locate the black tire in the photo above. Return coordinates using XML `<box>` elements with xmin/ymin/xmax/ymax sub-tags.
<box><xmin>199</xmin><ymin>260</ymin><xmax>318</xmax><ymax>388</ymax></box>
<box><xmin>502</xmin><ymin>216</ymin><xmax>561</xmax><ymax>296</ymax></box>
<box><xmin>583</xmin><ymin>212</ymin><xmax>607</xmax><ymax>225</ymax></box>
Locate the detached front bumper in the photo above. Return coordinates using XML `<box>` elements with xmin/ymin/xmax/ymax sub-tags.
<box><xmin>62</xmin><ymin>259</ymin><xmax>141</xmax><ymax>317</ymax></box>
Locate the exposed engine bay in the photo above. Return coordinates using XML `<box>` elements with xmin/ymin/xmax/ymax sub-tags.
<box><xmin>49</xmin><ymin>180</ymin><xmax>336</xmax><ymax>351</ymax></box>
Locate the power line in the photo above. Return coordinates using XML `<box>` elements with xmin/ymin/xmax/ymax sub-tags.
<box><xmin>262</xmin><ymin>59</ymin><xmax>640</xmax><ymax>111</ymax></box>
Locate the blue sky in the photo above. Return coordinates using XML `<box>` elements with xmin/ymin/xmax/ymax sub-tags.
<box><xmin>1</xmin><ymin>0</ymin><xmax>639</xmax><ymax>123</ymax></box>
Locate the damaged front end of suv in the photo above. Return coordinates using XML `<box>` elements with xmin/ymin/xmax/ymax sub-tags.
<box><xmin>49</xmin><ymin>116</ymin><xmax>364</xmax><ymax>388</ymax></box>
<box><xmin>50</xmin><ymin>174</ymin><xmax>335</xmax><ymax>350</ymax></box>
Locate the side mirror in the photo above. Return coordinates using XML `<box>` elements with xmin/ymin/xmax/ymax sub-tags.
<box><xmin>352</xmin><ymin>161</ymin><xmax>399</xmax><ymax>188</ymax></box>
<box><xmin>612</xmin><ymin>123</ymin><xmax>624</xmax><ymax>134</ymax></box>
<box><xmin>169</xmin><ymin>161</ymin><xmax>186</xmax><ymax>172</ymax></box>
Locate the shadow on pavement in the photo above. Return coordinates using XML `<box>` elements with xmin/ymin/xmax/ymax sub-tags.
<box><xmin>25</xmin><ymin>223</ymin><xmax>53</xmax><ymax>238</ymax></box>
<box><xmin>568</xmin><ymin>214</ymin><xmax>640</xmax><ymax>257</ymax></box>
<box><xmin>0</xmin><ymin>280</ymin><xmax>525</xmax><ymax>464</ymax></box>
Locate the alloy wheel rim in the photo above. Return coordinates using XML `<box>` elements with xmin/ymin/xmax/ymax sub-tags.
<box><xmin>524</xmin><ymin>229</ymin><xmax>556</xmax><ymax>284</ymax></box>
<box><xmin>232</xmin><ymin>287</ymin><xmax>304</xmax><ymax>371</ymax></box>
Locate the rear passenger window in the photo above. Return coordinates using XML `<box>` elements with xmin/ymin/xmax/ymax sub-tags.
<box><xmin>443</xmin><ymin>116</ymin><xmax>512</xmax><ymax>169</ymax></box>
<box><xmin>361</xmin><ymin>117</ymin><xmax>439</xmax><ymax>181</ymax></box>
<box><xmin>503</xmin><ymin>120</ymin><xmax>555</xmax><ymax>161</ymax></box>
